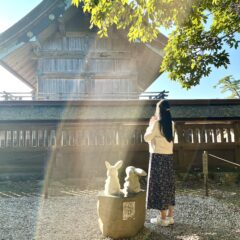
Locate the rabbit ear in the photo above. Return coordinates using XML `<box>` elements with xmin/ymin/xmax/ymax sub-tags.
<box><xmin>114</xmin><ymin>160</ymin><xmax>123</xmax><ymax>169</ymax></box>
<box><xmin>105</xmin><ymin>161</ymin><xmax>111</xmax><ymax>169</ymax></box>
<box><xmin>134</xmin><ymin>168</ymin><xmax>147</xmax><ymax>176</ymax></box>
<box><xmin>125</xmin><ymin>166</ymin><xmax>134</xmax><ymax>174</ymax></box>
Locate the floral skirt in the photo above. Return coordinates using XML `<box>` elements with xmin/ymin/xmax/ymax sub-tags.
<box><xmin>146</xmin><ymin>153</ymin><xmax>175</xmax><ymax>210</ymax></box>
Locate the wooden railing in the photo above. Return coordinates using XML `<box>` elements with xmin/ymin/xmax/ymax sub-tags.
<box><xmin>0</xmin><ymin>120</ymin><xmax>239</xmax><ymax>178</ymax></box>
<box><xmin>174</xmin><ymin>121</ymin><xmax>240</xmax><ymax>171</ymax></box>
<box><xmin>0</xmin><ymin>124</ymin><xmax>147</xmax><ymax>149</ymax></box>
<box><xmin>0</xmin><ymin>121</ymin><xmax>239</xmax><ymax>149</ymax></box>
<box><xmin>0</xmin><ymin>92</ymin><xmax>33</xmax><ymax>101</ymax></box>
<box><xmin>175</xmin><ymin>122</ymin><xmax>239</xmax><ymax>144</ymax></box>
<box><xmin>0</xmin><ymin>91</ymin><xmax>168</xmax><ymax>101</ymax></box>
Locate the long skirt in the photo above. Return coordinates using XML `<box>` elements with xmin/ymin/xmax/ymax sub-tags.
<box><xmin>146</xmin><ymin>153</ymin><xmax>175</xmax><ymax>210</ymax></box>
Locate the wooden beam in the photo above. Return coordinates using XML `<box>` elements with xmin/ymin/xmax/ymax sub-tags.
<box><xmin>32</xmin><ymin>50</ymin><xmax>132</xmax><ymax>59</ymax></box>
<box><xmin>38</xmin><ymin>72</ymin><xmax>138</xmax><ymax>79</ymax></box>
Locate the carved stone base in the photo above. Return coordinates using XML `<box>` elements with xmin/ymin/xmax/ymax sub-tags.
<box><xmin>97</xmin><ymin>190</ymin><xmax>146</xmax><ymax>239</ymax></box>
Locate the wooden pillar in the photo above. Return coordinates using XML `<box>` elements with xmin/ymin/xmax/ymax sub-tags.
<box><xmin>213</xmin><ymin>127</ymin><xmax>217</xmax><ymax>143</ymax></box>
<box><xmin>202</xmin><ymin>151</ymin><xmax>209</xmax><ymax>197</ymax></box>
<box><xmin>175</xmin><ymin>122</ymin><xmax>185</xmax><ymax>170</ymax></box>
<box><xmin>15</xmin><ymin>130</ymin><xmax>19</xmax><ymax>147</ymax></box>
<box><xmin>200</xmin><ymin>127</ymin><xmax>205</xmax><ymax>143</ymax></box>
<box><xmin>23</xmin><ymin>130</ymin><xmax>26</xmax><ymax>147</ymax></box>
<box><xmin>220</xmin><ymin>128</ymin><xmax>224</xmax><ymax>142</ymax></box>
<box><xmin>234</xmin><ymin>121</ymin><xmax>240</xmax><ymax>163</ymax></box>
<box><xmin>206</xmin><ymin>129</ymin><xmax>212</xmax><ymax>143</ymax></box>
<box><xmin>226</xmin><ymin>128</ymin><xmax>231</xmax><ymax>143</ymax></box>
<box><xmin>29</xmin><ymin>130</ymin><xmax>32</xmax><ymax>147</ymax></box>
<box><xmin>43</xmin><ymin>129</ymin><xmax>48</xmax><ymax>147</ymax></box>
<box><xmin>35</xmin><ymin>130</ymin><xmax>39</xmax><ymax>147</ymax></box>
<box><xmin>176</xmin><ymin>122</ymin><xmax>184</xmax><ymax>144</ymax></box>
<box><xmin>8</xmin><ymin>130</ymin><xmax>13</xmax><ymax>148</ymax></box>
<box><xmin>233</xmin><ymin>121</ymin><xmax>240</xmax><ymax>143</ymax></box>
<box><xmin>4</xmin><ymin>130</ymin><xmax>7</xmax><ymax>148</ymax></box>
<box><xmin>193</xmin><ymin>127</ymin><xmax>198</xmax><ymax>143</ymax></box>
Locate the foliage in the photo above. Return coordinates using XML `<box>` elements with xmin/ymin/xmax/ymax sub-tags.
<box><xmin>214</xmin><ymin>75</ymin><xmax>240</xmax><ymax>98</ymax></box>
<box><xmin>71</xmin><ymin>0</ymin><xmax>240</xmax><ymax>88</ymax></box>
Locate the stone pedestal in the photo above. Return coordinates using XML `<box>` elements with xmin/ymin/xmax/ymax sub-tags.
<box><xmin>97</xmin><ymin>190</ymin><xmax>146</xmax><ymax>239</ymax></box>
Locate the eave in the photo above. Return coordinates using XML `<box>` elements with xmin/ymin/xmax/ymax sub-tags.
<box><xmin>0</xmin><ymin>99</ymin><xmax>239</xmax><ymax>122</ymax></box>
<box><xmin>0</xmin><ymin>0</ymin><xmax>66</xmax><ymax>88</ymax></box>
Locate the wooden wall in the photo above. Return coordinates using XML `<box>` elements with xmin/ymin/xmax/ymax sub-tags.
<box><xmin>36</xmin><ymin>29</ymin><xmax>139</xmax><ymax>99</ymax></box>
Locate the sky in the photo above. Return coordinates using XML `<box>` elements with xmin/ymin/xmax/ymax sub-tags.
<box><xmin>0</xmin><ymin>1</ymin><xmax>239</xmax><ymax>99</ymax></box>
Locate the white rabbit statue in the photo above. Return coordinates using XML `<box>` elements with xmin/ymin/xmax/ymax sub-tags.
<box><xmin>123</xmin><ymin>166</ymin><xmax>147</xmax><ymax>197</ymax></box>
<box><xmin>104</xmin><ymin>160</ymin><xmax>123</xmax><ymax>196</ymax></box>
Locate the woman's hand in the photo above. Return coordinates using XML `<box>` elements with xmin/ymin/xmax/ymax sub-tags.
<box><xmin>149</xmin><ymin>115</ymin><xmax>157</xmax><ymax>126</ymax></box>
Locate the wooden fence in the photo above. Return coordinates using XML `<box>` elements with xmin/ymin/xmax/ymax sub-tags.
<box><xmin>0</xmin><ymin>120</ymin><xmax>239</xmax><ymax>178</ymax></box>
<box><xmin>174</xmin><ymin>121</ymin><xmax>240</xmax><ymax>171</ymax></box>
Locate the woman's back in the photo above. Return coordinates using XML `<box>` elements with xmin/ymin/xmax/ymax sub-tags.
<box><xmin>144</xmin><ymin>120</ymin><xmax>174</xmax><ymax>154</ymax></box>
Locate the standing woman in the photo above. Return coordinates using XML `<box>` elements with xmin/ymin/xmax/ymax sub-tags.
<box><xmin>144</xmin><ymin>99</ymin><xmax>175</xmax><ymax>226</ymax></box>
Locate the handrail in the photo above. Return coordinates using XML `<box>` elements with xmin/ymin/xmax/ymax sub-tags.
<box><xmin>0</xmin><ymin>92</ymin><xmax>33</xmax><ymax>101</ymax></box>
<box><xmin>0</xmin><ymin>91</ymin><xmax>167</xmax><ymax>101</ymax></box>
<box><xmin>208</xmin><ymin>153</ymin><xmax>240</xmax><ymax>168</ymax></box>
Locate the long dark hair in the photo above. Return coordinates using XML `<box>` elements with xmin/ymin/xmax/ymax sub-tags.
<box><xmin>157</xmin><ymin>100</ymin><xmax>173</xmax><ymax>142</ymax></box>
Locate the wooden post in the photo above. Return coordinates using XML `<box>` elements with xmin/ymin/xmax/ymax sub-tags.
<box><xmin>234</xmin><ymin>122</ymin><xmax>240</xmax><ymax>143</ymax></box>
<box><xmin>234</xmin><ymin>122</ymin><xmax>240</xmax><ymax>164</ymax></box>
<box><xmin>202</xmin><ymin>151</ymin><xmax>209</xmax><ymax>197</ymax></box>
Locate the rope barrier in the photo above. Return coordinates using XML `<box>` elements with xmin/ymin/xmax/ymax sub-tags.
<box><xmin>208</xmin><ymin>153</ymin><xmax>240</xmax><ymax>168</ymax></box>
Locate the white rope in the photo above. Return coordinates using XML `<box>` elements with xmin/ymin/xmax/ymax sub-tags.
<box><xmin>208</xmin><ymin>154</ymin><xmax>240</xmax><ymax>167</ymax></box>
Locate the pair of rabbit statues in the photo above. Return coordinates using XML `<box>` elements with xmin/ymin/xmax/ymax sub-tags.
<box><xmin>104</xmin><ymin>160</ymin><xmax>147</xmax><ymax>197</ymax></box>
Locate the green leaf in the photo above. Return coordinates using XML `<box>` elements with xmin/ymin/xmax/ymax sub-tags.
<box><xmin>72</xmin><ymin>0</ymin><xmax>79</xmax><ymax>7</ymax></box>
<box><xmin>70</xmin><ymin>0</ymin><xmax>240</xmax><ymax>89</ymax></box>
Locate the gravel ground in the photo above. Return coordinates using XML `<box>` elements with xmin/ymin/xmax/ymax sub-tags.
<box><xmin>0</xmin><ymin>188</ymin><xmax>240</xmax><ymax>240</ymax></box>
